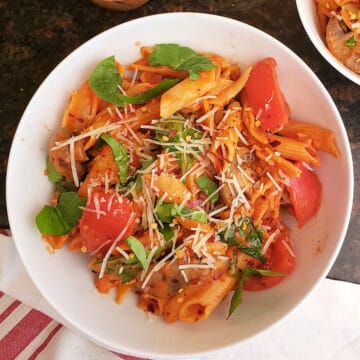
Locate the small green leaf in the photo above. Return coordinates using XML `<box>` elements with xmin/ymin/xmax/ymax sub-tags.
<box><xmin>345</xmin><ymin>35</ymin><xmax>357</xmax><ymax>50</ymax></box>
<box><xmin>149</xmin><ymin>44</ymin><xmax>216</xmax><ymax>80</ymax></box>
<box><xmin>195</xmin><ymin>175</ymin><xmax>218</xmax><ymax>204</ymax></box>
<box><xmin>155</xmin><ymin>203</ymin><xmax>179</xmax><ymax>223</ymax></box>
<box><xmin>227</xmin><ymin>267</ymin><xmax>285</xmax><ymax>318</ymax></box>
<box><xmin>101</xmin><ymin>133</ymin><xmax>129</xmax><ymax>184</ymax></box>
<box><xmin>218</xmin><ymin>220</ymin><xmax>266</xmax><ymax>263</ymax></box>
<box><xmin>125</xmin><ymin>236</ymin><xmax>147</xmax><ymax>269</ymax></box>
<box><xmin>89</xmin><ymin>56</ymin><xmax>124</xmax><ymax>105</ymax></box>
<box><xmin>158</xmin><ymin>223</ymin><xmax>175</xmax><ymax>242</ymax></box>
<box><xmin>155</xmin><ymin>202</ymin><xmax>207</xmax><ymax>224</ymax></box>
<box><xmin>46</xmin><ymin>155</ymin><xmax>63</xmax><ymax>183</ymax></box>
<box><xmin>35</xmin><ymin>192</ymin><xmax>86</xmax><ymax>235</ymax></box>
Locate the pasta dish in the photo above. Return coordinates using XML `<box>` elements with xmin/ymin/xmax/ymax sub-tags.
<box><xmin>35</xmin><ymin>44</ymin><xmax>340</xmax><ymax>322</ymax></box>
<box><xmin>314</xmin><ymin>0</ymin><xmax>360</xmax><ymax>74</ymax></box>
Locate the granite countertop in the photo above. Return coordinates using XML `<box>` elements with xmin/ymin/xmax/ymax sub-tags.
<box><xmin>0</xmin><ymin>0</ymin><xmax>359</xmax><ymax>283</ymax></box>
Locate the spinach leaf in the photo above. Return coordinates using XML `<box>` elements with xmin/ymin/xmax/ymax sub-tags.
<box><xmin>89</xmin><ymin>56</ymin><xmax>124</xmax><ymax>105</ymax></box>
<box><xmin>46</xmin><ymin>155</ymin><xmax>63</xmax><ymax>183</ymax></box>
<box><xmin>35</xmin><ymin>192</ymin><xmax>86</xmax><ymax>235</ymax></box>
<box><xmin>125</xmin><ymin>236</ymin><xmax>147</xmax><ymax>269</ymax></box>
<box><xmin>101</xmin><ymin>133</ymin><xmax>128</xmax><ymax>184</ymax></box>
<box><xmin>228</xmin><ymin>267</ymin><xmax>285</xmax><ymax>319</ymax></box>
<box><xmin>149</xmin><ymin>44</ymin><xmax>216</xmax><ymax>80</ymax></box>
<box><xmin>195</xmin><ymin>175</ymin><xmax>218</xmax><ymax>204</ymax></box>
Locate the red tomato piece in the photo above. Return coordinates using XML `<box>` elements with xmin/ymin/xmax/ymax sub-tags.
<box><xmin>244</xmin><ymin>235</ymin><xmax>296</xmax><ymax>291</ymax></box>
<box><xmin>243</xmin><ymin>57</ymin><xmax>289</xmax><ymax>132</ymax></box>
<box><xmin>79</xmin><ymin>190</ymin><xmax>135</xmax><ymax>253</ymax></box>
<box><xmin>286</xmin><ymin>162</ymin><xmax>322</xmax><ymax>228</ymax></box>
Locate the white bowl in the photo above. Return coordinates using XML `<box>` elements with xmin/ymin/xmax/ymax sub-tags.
<box><xmin>296</xmin><ymin>0</ymin><xmax>360</xmax><ymax>85</ymax></box>
<box><xmin>6</xmin><ymin>13</ymin><xmax>353</xmax><ymax>359</ymax></box>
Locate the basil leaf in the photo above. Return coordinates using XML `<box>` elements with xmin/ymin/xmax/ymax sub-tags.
<box><xmin>219</xmin><ymin>220</ymin><xmax>266</xmax><ymax>263</ymax></box>
<box><xmin>158</xmin><ymin>223</ymin><xmax>175</xmax><ymax>242</ymax></box>
<box><xmin>101</xmin><ymin>133</ymin><xmax>128</xmax><ymax>184</ymax></box>
<box><xmin>125</xmin><ymin>236</ymin><xmax>147</xmax><ymax>269</ymax></box>
<box><xmin>155</xmin><ymin>203</ymin><xmax>179</xmax><ymax>223</ymax></box>
<box><xmin>195</xmin><ymin>175</ymin><xmax>218</xmax><ymax>204</ymax></box>
<box><xmin>116</xmin><ymin>78</ymin><xmax>180</xmax><ymax>105</ymax></box>
<box><xmin>149</xmin><ymin>44</ymin><xmax>216</xmax><ymax>80</ymax></box>
<box><xmin>180</xmin><ymin>207</ymin><xmax>207</xmax><ymax>223</ymax></box>
<box><xmin>46</xmin><ymin>155</ymin><xmax>63</xmax><ymax>183</ymax></box>
<box><xmin>155</xmin><ymin>202</ymin><xmax>207</xmax><ymax>224</ymax></box>
<box><xmin>89</xmin><ymin>56</ymin><xmax>124</xmax><ymax>105</ymax></box>
<box><xmin>345</xmin><ymin>35</ymin><xmax>357</xmax><ymax>49</ymax></box>
<box><xmin>227</xmin><ymin>267</ymin><xmax>285</xmax><ymax>318</ymax></box>
<box><xmin>35</xmin><ymin>191</ymin><xmax>86</xmax><ymax>235</ymax></box>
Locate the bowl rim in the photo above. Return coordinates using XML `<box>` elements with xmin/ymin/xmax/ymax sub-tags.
<box><xmin>6</xmin><ymin>11</ymin><xmax>354</xmax><ymax>359</ymax></box>
<box><xmin>295</xmin><ymin>0</ymin><xmax>360</xmax><ymax>85</ymax></box>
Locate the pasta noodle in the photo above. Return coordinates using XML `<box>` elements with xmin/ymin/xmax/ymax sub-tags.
<box><xmin>36</xmin><ymin>44</ymin><xmax>340</xmax><ymax>323</ymax></box>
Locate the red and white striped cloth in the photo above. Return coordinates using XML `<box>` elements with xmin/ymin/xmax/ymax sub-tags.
<box><xmin>0</xmin><ymin>232</ymin><xmax>360</xmax><ymax>359</ymax></box>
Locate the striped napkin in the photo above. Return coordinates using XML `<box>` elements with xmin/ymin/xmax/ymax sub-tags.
<box><xmin>0</xmin><ymin>233</ymin><xmax>359</xmax><ymax>360</ymax></box>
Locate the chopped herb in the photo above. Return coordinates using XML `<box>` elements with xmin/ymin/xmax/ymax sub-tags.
<box><xmin>219</xmin><ymin>218</ymin><xmax>266</xmax><ymax>263</ymax></box>
<box><xmin>345</xmin><ymin>35</ymin><xmax>357</xmax><ymax>49</ymax></box>
<box><xmin>101</xmin><ymin>133</ymin><xmax>128</xmax><ymax>184</ymax></box>
<box><xmin>195</xmin><ymin>175</ymin><xmax>218</xmax><ymax>204</ymax></box>
<box><xmin>149</xmin><ymin>44</ymin><xmax>216</xmax><ymax>80</ymax></box>
<box><xmin>35</xmin><ymin>192</ymin><xmax>86</xmax><ymax>235</ymax></box>
<box><xmin>154</xmin><ymin>116</ymin><xmax>203</xmax><ymax>173</ymax></box>
<box><xmin>158</xmin><ymin>223</ymin><xmax>175</xmax><ymax>242</ymax></box>
<box><xmin>228</xmin><ymin>267</ymin><xmax>285</xmax><ymax>318</ymax></box>
<box><xmin>125</xmin><ymin>236</ymin><xmax>147</xmax><ymax>269</ymax></box>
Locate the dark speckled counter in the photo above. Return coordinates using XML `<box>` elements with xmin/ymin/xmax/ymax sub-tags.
<box><xmin>1</xmin><ymin>0</ymin><xmax>359</xmax><ymax>283</ymax></box>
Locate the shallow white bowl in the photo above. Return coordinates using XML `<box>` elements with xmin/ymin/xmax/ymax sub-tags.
<box><xmin>6</xmin><ymin>13</ymin><xmax>353</xmax><ymax>359</ymax></box>
<box><xmin>296</xmin><ymin>0</ymin><xmax>360</xmax><ymax>85</ymax></box>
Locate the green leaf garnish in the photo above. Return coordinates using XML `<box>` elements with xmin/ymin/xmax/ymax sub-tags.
<box><xmin>116</xmin><ymin>78</ymin><xmax>180</xmax><ymax>105</ymax></box>
<box><xmin>89</xmin><ymin>56</ymin><xmax>179</xmax><ymax>106</ymax></box>
<box><xmin>154</xmin><ymin>116</ymin><xmax>203</xmax><ymax>174</ymax></box>
<box><xmin>345</xmin><ymin>35</ymin><xmax>357</xmax><ymax>50</ymax></box>
<box><xmin>35</xmin><ymin>192</ymin><xmax>86</xmax><ymax>235</ymax></box>
<box><xmin>125</xmin><ymin>236</ymin><xmax>147</xmax><ymax>270</ymax></box>
<box><xmin>195</xmin><ymin>175</ymin><xmax>218</xmax><ymax>204</ymax></box>
<box><xmin>228</xmin><ymin>267</ymin><xmax>285</xmax><ymax>319</ymax></box>
<box><xmin>89</xmin><ymin>56</ymin><xmax>124</xmax><ymax>105</ymax></box>
<box><xmin>158</xmin><ymin>223</ymin><xmax>175</xmax><ymax>242</ymax></box>
<box><xmin>46</xmin><ymin>155</ymin><xmax>63</xmax><ymax>183</ymax></box>
<box><xmin>101</xmin><ymin>133</ymin><xmax>128</xmax><ymax>184</ymax></box>
<box><xmin>149</xmin><ymin>44</ymin><xmax>216</xmax><ymax>80</ymax></box>
<box><xmin>155</xmin><ymin>202</ymin><xmax>207</xmax><ymax>224</ymax></box>
<box><xmin>219</xmin><ymin>219</ymin><xmax>266</xmax><ymax>263</ymax></box>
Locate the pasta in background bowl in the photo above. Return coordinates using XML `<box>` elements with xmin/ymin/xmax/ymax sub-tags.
<box><xmin>6</xmin><ymin>13</ymin><xmax>353</xmax><ymax>358</ymax></box>
<box><xmin>296</xmin><ymin>0</ymin><xmax>360</xmax><ymax>84</ymax></box>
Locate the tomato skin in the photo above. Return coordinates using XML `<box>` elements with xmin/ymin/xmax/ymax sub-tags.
<box><xmin>286</xmin><ymin>162</ymin><xmax>322</xmax><ymax>228</ymax></box>
<box><xmin>244</xmin><ymin>235</ymin><xmax>295</xmax><ymax>291</ymax></box>
<box><xmin>243</xmin><ymin>57</ymin><xmax>289</xmax><ymax>132</ymax></box>
<box><xmin>79</xmin><ymin>191</ymin><xmax>135</xmax><ymax>253</ymax></box>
